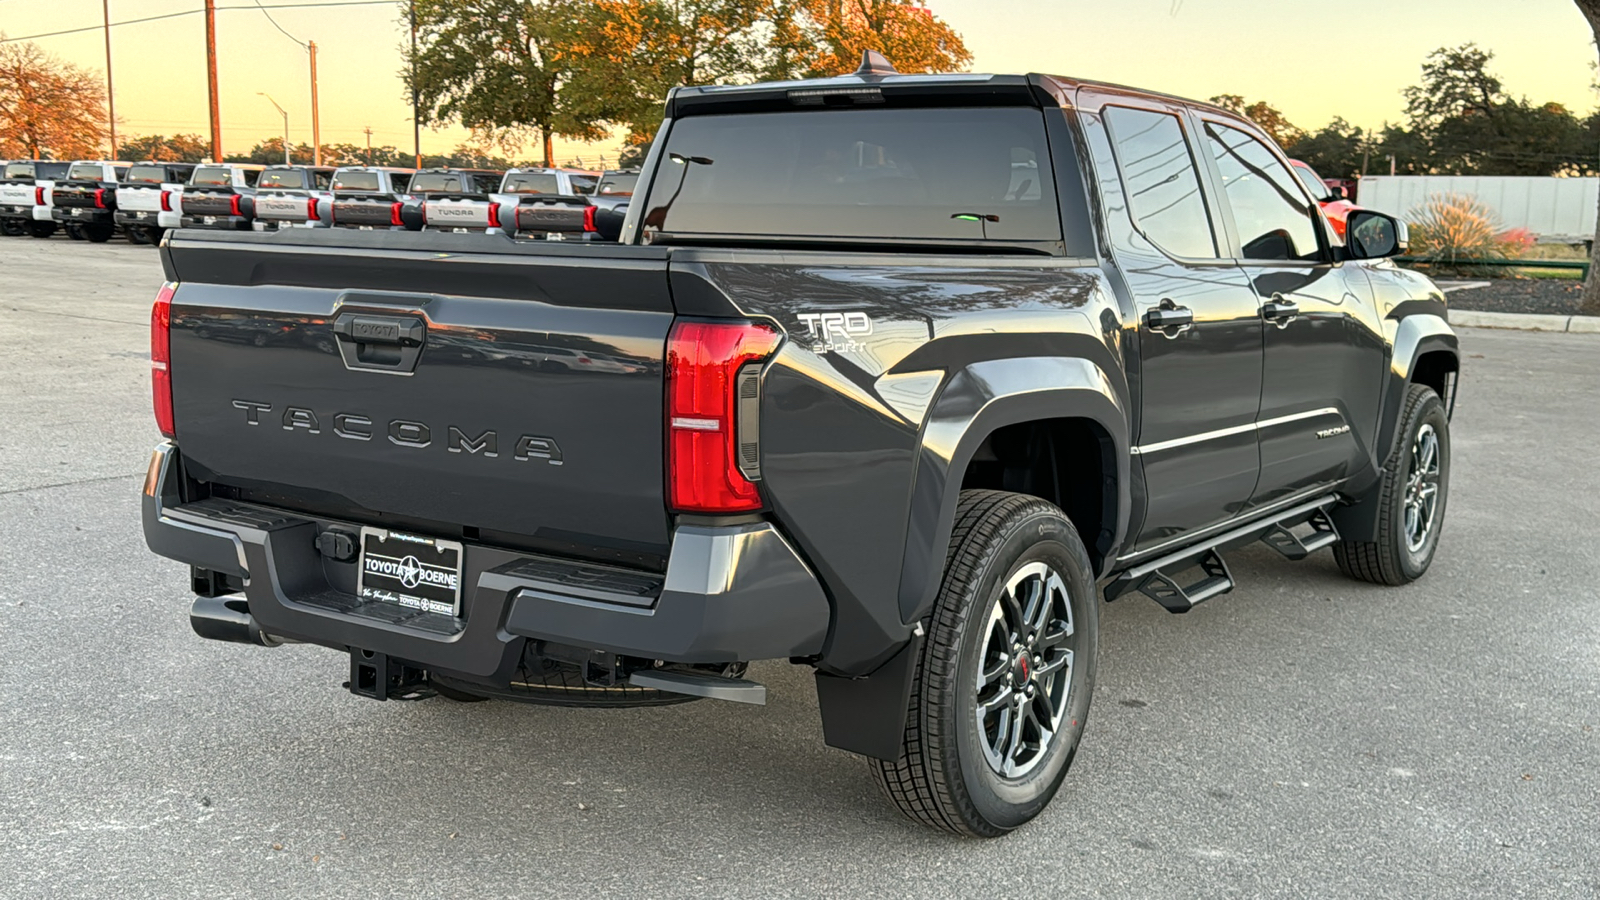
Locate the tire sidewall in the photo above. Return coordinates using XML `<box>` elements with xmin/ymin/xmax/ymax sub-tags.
<box><xmin>1394</xmin><ymin>392</ymin><xmax>1450</xmax><ymax>580</ymax></box>
<box><xmin>949</xmin><ymin>508</ymin><xmax>1098</xmax><ymax>831</ymax></box>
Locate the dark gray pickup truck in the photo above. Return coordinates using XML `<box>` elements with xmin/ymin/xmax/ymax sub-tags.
<box><xmin>142</xmin><ymin>56</ymin><xmax>1458</xmax><ymax>837</ymax></box>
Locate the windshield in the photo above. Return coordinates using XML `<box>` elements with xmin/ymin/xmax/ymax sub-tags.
<box><xmin>409</xmin><ymin>173</ymin><xmax>462</xmax><ymax>193</ymax></box>
<box><xmin>124</xmin><ymin>166</ymin><xmax>168</xmax><ymax>185</ymax></box>
<box><xmin>643</xmin><ymin>107</ymin><xmax>1062</xmax><ymax>242</ymax></box>
<box><xmin>332</xmin><ymin>171</ymin><xmax>381</xmax><ymax>192</ymax></box>
<box><xmin>191</xmin><ymin>167</ymin><xmax>232</xmax><ymax>187</ymax></box>
<box><xmin>1292</xmin><ymin>162</ymin><xmax>1330</xmax><ymax>200</ymax></box>
<box><xmin>503</xmin><ymin>172</ymin><xmax>561</xmax><ymax>194</ymax></box>
<box><xmin>259</xmin><ymin>169</ymin><xmax>307</xmax><ymax>190</ymax></box>
<box><xmin>68</xmin><ymin>164</ymin><xmax>104</xmax><ymax>181</ymax></box>
<box><xmin>596</xmin><ymin>173</ymin><xmax>638</xmax><ymax>195</ymax></box>
<box><xmin>3</xmin><ymin>163</ymin><xmax>34</xmax><ymax>180</ymax></box>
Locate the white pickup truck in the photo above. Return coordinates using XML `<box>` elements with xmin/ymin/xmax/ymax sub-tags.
<box><xmin>414</xmin><ymin>167</ymin><xmax>601</xmax><ymax>235</ymax></box>
<box><xmin>0</xmin><ymin>160</ymin><xmax>73</xmax><ymax>238</ymax></box>
<box><xmin>252</xmin><ymin>165</ymin><xmax>337</xmax><ymax>231</ymax></box>
<box><xmin>114</xmin><ymin>162</ymin><xmax>197</xmax><ymax>244</ymax></box>
<box><xmin>325</xmin><ymin>167</ymin><xmax>418</xmax><ymax>230</ymax></box>
<box><xmin>179</xmin><ymin>164</ymin><xmax>266</xmax><ymax>231</ymax></box>
<box><xmin>49</xmin><ymin>161</ymin><xmax>132</xmax><ymax>242</ymax></box>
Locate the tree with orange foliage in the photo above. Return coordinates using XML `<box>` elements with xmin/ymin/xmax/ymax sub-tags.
<box><xmin>786</xmin><ymin>0</ymin><xmax>972</xmax><ymax>79</ymax></box>
<box><xmin>0</xmin><ymin>36</ymin><xmax>110</xmax><ymax>160</ymax></box>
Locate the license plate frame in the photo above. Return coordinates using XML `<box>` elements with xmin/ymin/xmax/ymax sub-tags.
<box><xmin>201</xmin><ymin>215</ymin><xmax>216</xmax><ymax>225</ymax></box>
<box><xmin>356</xmin><ymin>528</ymin><xmax>464</xmax><ymax>617</ymax></box>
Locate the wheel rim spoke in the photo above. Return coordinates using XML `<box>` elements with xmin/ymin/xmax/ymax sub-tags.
<box><xmin>977</xmin><ymin>560</ymin><xmax>1077</xmax><ymax>779</ymax></box>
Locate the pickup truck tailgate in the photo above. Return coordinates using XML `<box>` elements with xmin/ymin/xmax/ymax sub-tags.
<box><xmin>182</xmin><ymin>190</ymin><xmax>241</xmax><ymax>217</ymax></box>
<box><xmin>255</xmin><ymin>191</ymin><xmax>317</xmax><ymax>223</ymax></box>
<box><xmin>51</xmin><ymin>183</ymin><xmax>106</xmax><ymax>209</ymax></box>
<box><xmin>117</xmin><ymin>185</ymin><xmax>165</xmax><ymax>212</ymax></box>
<box><xmin>161</xmin><ymin>231</ymin><xmax>675</xmax><ymax>564</ymax></box>
<box><xmin>0</xmin><ymin>182</ymin><xmax>35</xmax><ymax>207</ymax></box>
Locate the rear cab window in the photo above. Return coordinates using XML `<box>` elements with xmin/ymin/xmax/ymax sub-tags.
<box><xmin>596</xmin><ymin>173</ymin><xmax>638</xmax><ymax>195</ymax></box>
<box><xmin>190</xmin><ymin>167</ymin><xmax>233</xmax><ymax>187</ymax></box>
<box><xmin>68</xmin><ymin>164</ymin><xmax>104</xmax><ymax>181</ymax></box>
<box><xmin>259</xmin><ymin>169</ymin><xmax>307</xmax><ymax>190</ymax></box>
<box><xmin>503</xmin><ymin>172</ymin><xmax>561</xmax><ymax>194</ymax></box>
<box><xmin>332</xmin><ymin>171</ymin><xmax>381</xmax><ymax>192</ymax></box>
<box><xmin>124</xmin><ymin>166</ymin><xmax>168</xmax><ymax>185</ymax></box>
<box><xmin>641</xmin><ymin>107</ymin><xmax>1061</xmax><ymax>244</ymax></box>
<box><xmin>409</xmin><ymin>172</ymin><xmax>461</xmax><ymax>193</ymax></box>
<box><xmin>4</xmin><ymin>163</ymin><xmax>36</xmax><ymax>180</ymax></box>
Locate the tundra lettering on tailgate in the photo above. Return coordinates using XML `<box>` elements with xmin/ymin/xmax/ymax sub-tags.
<box><xmin>229</xmin><ymin>399</ymin><xmax>564</xmax><ymax>464</ymax></box>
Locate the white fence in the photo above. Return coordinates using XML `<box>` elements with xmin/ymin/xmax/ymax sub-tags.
<box><xmin>1355</xmin><ymin>176</ymin><xmax>1597</xmax><ymax>242</ymax></box>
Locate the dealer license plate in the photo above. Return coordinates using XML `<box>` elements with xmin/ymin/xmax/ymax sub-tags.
<box><xmin>67</xmin><ymin>207</ymin><xmax>80</xmax><ymax>216</ymax></box>
<box><xmin>133</xmin><ymin>211</ymin><xmax>148</xmax><ymax>219</ymax></box>
<box><xmin>356</xmin><ymin>528</ymin><xmax>464</xmax><ymax>616</ymax></box>
<box><xmin>201</xmin><ymin>216</ymin><xmax>216</xmax><ymax>225</ymax></box>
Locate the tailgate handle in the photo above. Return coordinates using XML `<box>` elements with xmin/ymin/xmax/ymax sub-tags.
<box><xmin>331</xmin><ymin>313</ymin><xmax>426</xmax><ymax>374</ymax></box>
<box><xmin>334</xmin><ymin>315</ymin><xmax>425</xmax><ymax>346</ymax></box>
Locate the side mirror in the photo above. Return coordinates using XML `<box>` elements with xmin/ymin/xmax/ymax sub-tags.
<box><xmin>1345</xmin><ymin>209</ymin><xmax>1407</xmax><ymax>259</ymax></box>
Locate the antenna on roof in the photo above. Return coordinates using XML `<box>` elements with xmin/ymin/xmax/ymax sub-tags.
<box><xmin>854</xmin><ymin>50</ymin><xmax>898</xmax><ymax>76</ymax></box>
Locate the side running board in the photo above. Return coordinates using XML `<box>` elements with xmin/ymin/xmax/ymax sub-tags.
<box><xmin>1105</xmin><ymin>494</ymin><xmax>1340</xmax><ymax>614</ymax></box>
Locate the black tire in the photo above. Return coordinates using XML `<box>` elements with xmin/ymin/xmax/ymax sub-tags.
<box><xmin>1334</xmin><ymin>384</ymin><xmax>1450</xmax><ymax>585</ymax></box>
<box><xmin>29</xmin><ymin>220</ymin><xmax>57</xmax><ymax>239</ymax></box>
<box><xmin>874</xmin><ymin>490</ymin><xmax>1098</xmax><ymax>837</ymax></box>
<box><xmin>0</xmin><ymin>219</ymin><xmax>24</xmax><ymax>236</ymax></box>
<box><xmin>85</xmin><ymin>223</ymin><xmax>114</xmax><ymax>243</ymax></box>
<box><xmin>66</xmin><ymin>223</ymin><xmax>86</xmax><ymax>240</ymax></box>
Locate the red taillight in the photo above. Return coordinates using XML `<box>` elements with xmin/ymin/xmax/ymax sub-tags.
<box><xmin>306</xmin><ymin>197</ymin><xmax>320</xmax><ymax>221</ymax></box>
<box><xmin>486</xmin><ymin>201</ymin><xmax>500</xmax><ymax>229</ymax></box>
<box><xmin>666</xmin><ymin>321</ymin><xmax>781</xmax><ymax>513</ymax></box>
<box><xmin>34</xmin><ymin>186</ymin><xmax>44</xmax><ymax>205</ymax></box>
<box><xmin>93</xmin><ymin>188</ymin><xmax>107</xmax><ymax>209</ymax></box>
<box><xmin>229</xmin><ymin>194</ymin><xmax>241</xmax><ymax>217</ymax></box>
<box><xmin>390</xmin><ymin>202</ymin><xmax>403</xmax><ymax>226</ymax></box>
<box><xmin>151</xmin><ymin>281</ymin><xmax>177</xmax><ymax>438</ymax></box>
<box><xmin>582</xmin><ymin>205</ymin><xmax>597</xmax><ymax>233</ymax></box>
<box><xmin>160</xmin><ymin>190</ymin><xmax>173</xmax><ymax>212</ymax></box>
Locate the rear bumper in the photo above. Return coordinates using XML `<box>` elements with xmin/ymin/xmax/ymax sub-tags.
<box><xmin>180</xmin><ymin>215</ymin><xmax>252</xmax><ymax>230</ymax></box>
<box><xmin>0</xmin><ymin>203</ymin><xmax>44</xmax><ymax>220</ymax></box>
<box><xmin>116</xmin><ymin>209</ymin><xmax>174</xmax><ymax>229</ymax></box>
<box><xmin>53</xmin><ymin>207</ymin><xmax>112</xmax><ymax>225</ymax></box>
<box><xmin>141</xmin><ymin>443</ymin><xmax>830</xmax><ymax>681</ymax></box>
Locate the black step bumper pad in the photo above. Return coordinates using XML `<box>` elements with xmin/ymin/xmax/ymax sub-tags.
<box><xmin>142</xmin><ymin>443</ymin><xmax>830</xmax><ymax>677</ymax></box>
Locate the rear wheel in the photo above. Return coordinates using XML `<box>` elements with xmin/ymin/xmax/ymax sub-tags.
<box><xmin>0</xmin><ymin>219</ymin><xmax>24</xmax><ymax>236</ymax></box>
<box><xmin>874</xmin><ymin>490</ymin><xmax>1097</xmax><ymax>837</ymax></box>
<box><xmin>28</xmin><ymin>221</ymin><xmax>57</xmax><ymax>239</ymax></box>
<box><xmin>66</xmin><ymin>223</ymin><xmax>86</xmax><ymax>240</ymax></box>
<box><xmin>85</xmin><ymin>223</ymin><xmax>114</xmax><ymax>243</ymax></box>
<box><xmin>126</xmin><ymin>225</ymin><xmax>151</xmax><ymax>244</ymax></box>
<box><xmin>1334</xmin><ymin>384</ymin><xmax>1450</xmax><ymax>585</ymax></box>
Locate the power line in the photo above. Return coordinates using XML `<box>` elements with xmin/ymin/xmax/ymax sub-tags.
<box><xmin>0</xmin><ymin>1</ymin><xmax>398</xmax><ymax>43</ymax></box>
<box><xmin>253</xmin><ymin>0</ymin><xmax>309</xmax><ymax>48</ymax></box>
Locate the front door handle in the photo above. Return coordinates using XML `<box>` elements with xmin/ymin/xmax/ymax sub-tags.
<box><xmin>1262</xmin><ymin>297</ymin><xmax>1299</xmax><ymax>323</ymax></box>
<box><xmin>1146</xmin><ymin>305</ymin><xmax>1194</xmax><ymax>330</ymax></box>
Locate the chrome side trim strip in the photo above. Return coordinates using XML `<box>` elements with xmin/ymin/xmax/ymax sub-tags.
<box><xmin>1131</xmin><ymin>407</ymin><xmax>1343</xmax><ymax>455</ymax></box>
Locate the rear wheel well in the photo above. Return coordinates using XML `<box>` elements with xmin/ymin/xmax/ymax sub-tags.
<box><xmin>960</xmin><ymin>418</ymin><xmax>1117</xmax><ymax>571</ymax></box>
<box><xmin>1411</xmin><ymin>350</ymin><xmax>1459</xmax><ymax>411</ymax></box>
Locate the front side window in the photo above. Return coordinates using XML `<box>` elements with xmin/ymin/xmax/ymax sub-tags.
<box><xmin>643</xmin><ymin>107</ymin><xmax>1061</xmax><ymax>242</ymax></box>
<box><xmin>1103</xmin><ymin>106</ymin><xmax>1217</xmax><ymax>259</ymax></box>
<box><xmin>1204</xmin><ymin>122</ymin><xmax>1321</xmax><ymax>261</ymax></box>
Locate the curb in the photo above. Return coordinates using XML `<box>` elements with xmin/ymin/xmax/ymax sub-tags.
<box><xmin>1448</xmin><ymin>309</ymin><xmax>1600</xmax><ymax>334</ymax></box>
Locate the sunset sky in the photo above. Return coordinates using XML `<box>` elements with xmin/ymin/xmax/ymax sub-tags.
<box><xmin>3</xmin><ymin>0</ymin><xmax>1596</xmax><ymax>164</ymax></box>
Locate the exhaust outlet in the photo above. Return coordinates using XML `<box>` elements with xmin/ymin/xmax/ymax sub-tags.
<box><xmin>190</xmin><ymin>596</ymin><xmax>284</xmax><ymax>647</ymax></box>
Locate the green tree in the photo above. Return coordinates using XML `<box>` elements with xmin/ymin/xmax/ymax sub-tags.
<box><xmin>120</xmin><ymin>133</ymin><xmax>210</xmax><ymax>163</ymax></box>
<box><xmin>1208</xmin><ymin>94</ymin><xmax>1306</xmax><ymax>149</ymax></box>
<box><xmin>406</xmin><ymin>0</ymin><xmax>607</xmax><ymax>167</ymax></box>
<box><xmin>1281</xmin><ymin>117</ymin><xmax>1369</xmax><ymax>179</ymax></box>
<box><xmin>1573</xmin><ymin>0</ymin><xmax>1600</xmax><ymax>314</ymax></box>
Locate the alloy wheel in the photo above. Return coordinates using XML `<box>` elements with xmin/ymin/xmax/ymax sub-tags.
<box><xmin>975</xmin><ymin>561</ymin><xmax>1076</xmax><ymax>779</ymax></box>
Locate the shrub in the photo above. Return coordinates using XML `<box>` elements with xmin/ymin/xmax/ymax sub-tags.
<box><xmin>1406</xmin><ymin>193</ymin><xmax>1505</xmax><ymax>274</ymax></box>
<box><xmin>1497</xmin><ymin>227</ymin><xmax>1535</xmax><ymax>258</ymax></box>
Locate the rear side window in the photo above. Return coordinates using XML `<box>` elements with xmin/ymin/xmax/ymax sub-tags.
<box><xmin>569</xmin><ymin>175</ymin><xmax>597</xmax><ymax>195</ymax></box>
<box><xmin>1103</xmin><ymin>106</ymin><xmax>1217</xmax><ymax>260</ymax></box>
<box><xmin>68</xmin><ymin>164</ymin><xmax>103</xmax><ymax>181</ymax></box>
<box><xmin>332</xmin><ymin>171</ymin><xmax>380</xmax><ymax>192</ymax></box>
<box><xmin>125</xmin><ymin>165</ymin><xmax>167</xmax><ymax>185</ymax></box>
<box><xmin>504</xmin><ymin>172</ymin><xmax>560</xmax><ymax>194</ymax></box>
<box><xmin>643</xmin><ymin>107</ymin><xmax>1061</xmax><ymax>242</ymax></box>
<box><xmin>314</xmin><ymin>171</ymin><xmax>333</xmax><ymax>190</ymax></box>
<box><xmin>243</xmin><ymin>170</ymin><xmax>261</xmax><ymax>187</ymax></box>
<box><xmin>191</xmin><ymin>167</ymin><xmax>232</xmax><ymax>187</ymax></box>
<box><xmin>1203</xmin><ymin>122</ymin><xmax>1321</xmax><ymax>262</ymax></box>
<box><xmin>472</xmin><ymin>173</ymin><xmax>500</xmax><ymax>193</ymax></box>
<box><xmin>259</xmin><ymin>169</ymin><xmax>307</xmax><ymax>189</ymax></box>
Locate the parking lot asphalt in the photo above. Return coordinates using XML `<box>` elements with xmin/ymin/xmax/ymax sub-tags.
<box><xmin>1</xmin><ymin>235</ymin><xmax>1596</xmax><ymax>899</ymax></box>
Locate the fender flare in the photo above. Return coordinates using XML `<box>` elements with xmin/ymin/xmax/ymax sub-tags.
<box><xmin>815</xmin><ymin>356</ymin><xmax>1130</xmax><ymax>761</ymax></box>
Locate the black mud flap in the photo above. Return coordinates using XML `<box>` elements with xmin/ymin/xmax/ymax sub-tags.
<box><xmin>813</xmin><ymin>631</ymin><xmax>923</xmax><ymax>762</ymax></box>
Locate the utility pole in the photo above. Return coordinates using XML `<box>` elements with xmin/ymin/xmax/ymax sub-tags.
<box><xmin>410</xmin><ymin>1</ymin><xmax>421</xmax><ymax>168</ymax></box>
<box><xmin>309</xmin><ymin>41</ymin><xmax>321</xmax><ymax>166</ymax></box>
<box><xmin>259</xmin><ymin>93</ymin><xmax>289</xmax><ymax>165</ymax></box>
<box><xmin>102</xmin><ymin>0</ymin><xmax>117</xmax><ymax>159</ymax></box>
<box><xmin>363</xmin><ymin>126</ymin><xmax>373</xmax><ymax>165</ymax></box>
<box><xmin>205</xmin><ymin>0</ymin><xmax>222</xmax><ymax>162</ymax></box>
